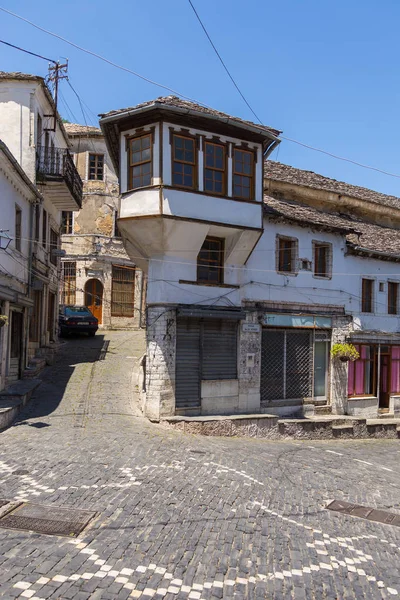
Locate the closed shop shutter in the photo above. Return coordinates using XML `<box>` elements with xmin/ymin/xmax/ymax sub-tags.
<box><xmin>261</xmin><ymin>329</ymin><xmax>285</xmax><ymax>401</ymax></box>
<box><xmin>176</xmin><ymin>318</ymin><xmax>201</xmax><ymax>409</ymax></box>
<box><xmin>261</xmin><ymin>329</ymin><xmax>313</xmax><ymax>403</ymax></box>
<box><xmin>202</xmin><ymin>319</ymin><xmax>238</xmax><ymax>380</ymax></box>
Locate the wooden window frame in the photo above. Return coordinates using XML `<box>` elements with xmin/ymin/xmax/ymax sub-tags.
<box><xmin>313</xmin><ymin>241</ymin><xmax>332</xmax><ymax>279</ymax></box>
<box><xmin>232</xmin><ymin>147</ymin><xmax>255</xmax><ymax>200</ymax></box>
<box><xmin>171</xmin><ymin>133</ymin><xmax>197</xmax><ymax>190</ymax></box>
<box><xmin>388</xmin><ymin>281</ymin><xmax>399</xmax><ymax>315</ymax></box>
<box><xmin>348</xmin><ymin>344</ymin><xmax>377</xmax><ymax>397</ymax></box>
<box><xmin>203</xmin><ymin>141</ymin><xmax>226</xmax><ymax>196</ymax></box>
<box><xmin>88</xmin><ymin>153</ymin><xmax>104</xmax><ymax>181</ymax></box>
<box><xmin>62</xmin><ymin>261</ymin><xmax>76</xmax><ymax>305</ymax></box>
<box><xmin>61</xmin><ymin>211</ymin><xmax>73</xmax><ymax>235</ymax></box>
<box><xmin>111</xmin><ymin>265</ymin><xmax>135</xmax><ymax>317</ymax></box>
<box><xmin>276</xmin><ymin>235</ymin><xmax>298</xmax><ymax>275</ymax></box>
<box><xmin>15</xmin><ymin>204</ymin><xmax>22</xmax><ymax>252</ymax></box>
<box><xmin>197</xmin><ymin>236</ymin><xmax>224</xmax><ymax>285</ymax></box>
<box><xmin>128</xmin><ymin>133</ymin><xmax>153</xmax><ymax>191</ymax></box>
<box><xmin>361</xmin><ymin>278</ymin><xmax>374</xmax><ymax>313</ymax></box>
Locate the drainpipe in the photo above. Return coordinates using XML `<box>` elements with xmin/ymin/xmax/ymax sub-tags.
<box><xmin>24</xmin><ymin>200</ymin><xmax>35</xmax><ymax>369</ymax></box>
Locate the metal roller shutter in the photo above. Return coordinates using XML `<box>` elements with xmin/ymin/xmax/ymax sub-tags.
<box><xmin>202</xmin><ymin>319</ymin><xmax>238</xmax><ymax>380</ymax></box>
<box><xmin>176</xmin><ymin>318</ymin><xmax>201</xmax><ymax>409</ymax></box>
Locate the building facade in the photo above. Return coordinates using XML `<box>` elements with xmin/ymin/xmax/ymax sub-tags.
<box><xmin>0</xmin><ymin>71</ymin><xmax>82</xmax><ymax>375</ymax></box>
<box><xmin>100</xmin><ymin>95</ymin><xmax>400</xmax><ymax>421</ymax></box>
<box><xmin>61</xmin><ymin>124</ymin><xmax>144</xmax><ymax>329</ymax></box>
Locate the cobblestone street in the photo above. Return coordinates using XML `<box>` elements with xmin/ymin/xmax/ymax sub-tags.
<box><xmin>0</xmin><ymin>331</ymin><xmax>399</xmax><ymax>599</ymax></box>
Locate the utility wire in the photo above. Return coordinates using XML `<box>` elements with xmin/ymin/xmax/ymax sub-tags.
<box><xmin>187</xmin><ymin>0</ymin><xmax>262</xmax><ymax>124</ymax></box>
<box><xmin>2</xmin><ymin>8</ymin><xmax>400</xmax><ymax>181</ymax></box>
<box><xmin>0</xmin><ymin>38</ymin><xmax>56</xmax><ymax>63</ymax></box>
<box><xmin>0</xmin><ymin>6</ymin><xmax>210</xmax><ymax>107</ymax></box>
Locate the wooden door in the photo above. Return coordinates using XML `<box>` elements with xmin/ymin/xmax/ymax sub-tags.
<box><xmin>378</xmin><ymin>350</ymin><xmax>391</xmax><ymax>410</ymax></box>
<box><xmin>84</xmin><ymin>279</ymin><xmax>103</xmax><ymax>324</ymax></box>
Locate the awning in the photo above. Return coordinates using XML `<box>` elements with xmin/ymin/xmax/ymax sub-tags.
<box><xmin>177</xmin><ymin>306</ymin><xmax>246</xmax><ymax>320</ymax></box>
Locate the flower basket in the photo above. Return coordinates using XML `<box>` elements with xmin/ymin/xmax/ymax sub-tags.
<box><xmin>331</xmin><ymin>343</ymin><xmax>359</xmax><ymax>362</ymax></box>
<box><xmin>0</xmin><ymin>315</ymin><xmax>8</xmax><ymax>328</ymax></box>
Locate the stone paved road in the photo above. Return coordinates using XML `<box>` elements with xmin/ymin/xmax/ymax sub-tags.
<box><xmin>0</xmin><ymin>331</ymin><xmax>400</xmax><ymax>599</ymax></box>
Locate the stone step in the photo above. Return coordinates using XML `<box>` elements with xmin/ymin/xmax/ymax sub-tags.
<box><xmin>0</xmin><ymin>379</ymin><xmax>41</xmax><ymax>431</ymax></box>
<box><xmin>314</xmin><ymin>405</ymin><xmax>332</xmax><ymax>415</ymax></box>
<box><xmin>332</xmin><ymin>424</ymin><xmax>354</xmax><ymax>437</ymax></box>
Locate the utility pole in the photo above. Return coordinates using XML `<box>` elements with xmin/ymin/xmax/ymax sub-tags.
<box><xmin>45</xmin><ymin>60</ymin><xmax>68</xmax><ymax>131</ymax></box>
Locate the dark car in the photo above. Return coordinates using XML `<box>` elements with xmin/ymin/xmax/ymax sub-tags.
<box><xmin>59</xmin><ymin>306</ymin><xmax>98</xmax><ymax>337</ymax></box>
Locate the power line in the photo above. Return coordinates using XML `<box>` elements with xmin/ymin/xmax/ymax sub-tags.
<box><xmin>187</xmin><ymin>0</ymin><xmax>262</xmax><ymax>124</ymax></box>
<box><xmin>3</xmin><ymin>7</ymin><xmax>400</xmax><ymax>182</ymax></box>
<box><xmin>0</xmin><ymin>38</ymin><xmax>56</xmax><ymax>63</ymax></box>
<box><xmin>0</xmin><ymin>6</ymin><xmax>210</xmax><ymax>107</ymax></box>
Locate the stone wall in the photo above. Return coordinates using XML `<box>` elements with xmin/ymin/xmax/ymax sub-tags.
<box><xmin>330</xmin><ymin>315</ymin><xmax>354</xmax><ymax>414</ymax></box>
<box><xmin>143</xmin><ymin>306</ymin><xmax>177</xmax><ymax>420</ymax></box>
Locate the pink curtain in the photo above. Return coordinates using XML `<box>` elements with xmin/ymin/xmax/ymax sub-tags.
<box><xmin>355</xmin><ymin>360</ymin><xmax>365</xmax><ymax>394</ymax></box>
<box><xmin>348</xmin><ymin>362</ymin><xmax>355</xmax><ymax>396</ymax></box>
<box><xmin>391</xmin><ymin>347</ymin><xmax>400</xmax><ymax>393</ymax></box>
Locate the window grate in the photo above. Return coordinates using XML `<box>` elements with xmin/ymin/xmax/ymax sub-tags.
<box><xmin>111</xmin><ymin>265</ymin><xmax>135</xmax><ymax>317</ymax></box>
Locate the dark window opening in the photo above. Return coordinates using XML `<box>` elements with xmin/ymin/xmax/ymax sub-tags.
<box><xmin>197</xmin><ymin>237</ymin><xmax>224</xmax><ymax>284</ymax></box>
<box><xmin>172</xmin><ymin>134</ymin><xmax>196</xmax><ymax>189</ymax></box>
<box><xmin>61</xmin><ymin>211</ymin><xmax>73</xmax><ymax>235</ymax></box>
<box><xmin>42</xmin><ymin>209</ymin><xmax>47</xmax><ymax>249</ymax></box>
<box><xmin>388</xmin><ymin>282</ymin><xmax>399</xmax><ymax>315</ymax></box>
<box><xmin>129</xmin><ymin>134</ymin><xmax>152</xmax><ymax>190</ymax></box>
<box><xmin>362</xmin><ymin>279</ymin><xmax>374</xmax><ymax>313</ymax></box>
<box><xmin>50</xmin><ymin>229</ymin><xmax>59</xmax><ymax>266</ymax></box>
<box><xmin>88</xmin><ymin>153</ymin><xmax>104</xmax><ymax>180</ymax></box>
<box><xmin>204</xmin><ymin>141</ymin><xmax>225</xmax><ymax>195</ymax></box>
<box><xmin>15</xmin><ymin>205</ymin><xmax>22</xmax><ymax>252</ymax></box>
<box><xmin>314</xmin><ymin>243</ymin><xmax>330</xmax><ymax>278</ymax></box>
<box><xmin>278</xmin><ymin>237</ymin><xmax>297</xmax><ymax>273</ymax></box>
<box><xmin>233</xmin><ymin>149</ymin><xmax>254</xmax><ymax>199</ymax></box>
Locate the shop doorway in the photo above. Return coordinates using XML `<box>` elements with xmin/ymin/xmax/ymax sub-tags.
<box><xmin>84</xmin><ymin>279</ymin><xmax>103</xmax><ymax>324</ymax></box>
<box><xmin>378</xmin><ymin>347</ymin><xmax>391</xmax><ymax>411</ymax></box>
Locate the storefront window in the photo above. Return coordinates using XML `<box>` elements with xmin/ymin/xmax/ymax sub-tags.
<box><xmin>391</xmin><ymin>347</ymin><xmax>400</xmax><ymax>393</ymax></box>
<box><xmin>348</xmin><ymin>345</ymin><xmax>400</xmax><ymax>396</ymax></box>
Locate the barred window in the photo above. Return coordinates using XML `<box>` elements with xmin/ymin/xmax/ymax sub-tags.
<box><xmin>62</xmin><ymin>262</ymin><xmax>76</xmax><ymax>305</ymax></box>
<box><xmin>88</xmin><ymin>153</ymin><xmax>104</xmax><ymax>180</ymax></box>
<box><xmin>61</xmin><ymin>211</ymin><xmax>73</xmax><ymax>234</ymax></box>
<box><xmin>111</xmin><ymin>266</ymin><xmax>135</xmax><ymax>317</ymax></box>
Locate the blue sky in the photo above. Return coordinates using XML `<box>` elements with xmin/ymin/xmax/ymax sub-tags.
<box><xmin>1</xmin><ymin>0</ymin><xmax>400</xmax><ymax>197</ymax></box>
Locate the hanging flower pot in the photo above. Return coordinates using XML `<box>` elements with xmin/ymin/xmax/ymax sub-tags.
<box><xmin>331</xmin><ymin>343</ymin><xmax>359</xmax><ymax>363</ymax></box>
<box><xmin>0</xmin><ymin>315</ymin><xmax>8</xmax><ymax>328</ymax></box>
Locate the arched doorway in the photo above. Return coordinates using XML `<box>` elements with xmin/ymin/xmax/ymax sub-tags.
<box><xmin>85</xmin><ymin>279</ymin><xmax>103</xmax><ymax>324</ymax></box>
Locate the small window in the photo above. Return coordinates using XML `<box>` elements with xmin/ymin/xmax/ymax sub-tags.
<box><xmin>129</xmin><ymin>134</ymin><xmax>152</xmax><ymax>190</ymax></box>
<box><xmin>204</xmin><ymin>141</ymin><xmax>225</xmax><ymax>195</ymax></box>
<box><xmin>114</xmin><ymin>210</ymin><xmax>121</xmax><ymax>238</ymax></box>
<box><xmin>62</xmin><ymin>262</ymin><xmax>76</xmax><ymax>305</ymax></box>
<box><xmin>379</xmin><ymin>282</ymin><xmax>385</xmax><ymax>292</ymax></box>
<box><xmin>88</xmin><ymin>153</ymin><xmax>104</xmax><ymax>180</ymax></box>
<box><xmin>197</xmin><ymin>237</ymin><xmax>224</xmax><ymax>284</ymax></box>
<box><xmin>35</xmin><ymin>205</ymin><xmax>40</xmax><ymax>241</ymax></box>
<box><xmin>314</xmin><ymin>242</ymin><xmax>331</xmax><ymax>278</ymax></box>
<box><xmin>172</xmin><ymin>134</ymin><xmax>196</xmax><ymax>189</ymax></box>
<box><xmin>50</xmin><ymin>229</ymin><xmax>59</xmax><ymax>266</ymax></box>
<box><xmin>61</xmin><ymin>211</ymin><xmax>73</xmax><ymax>235</ymax></box>
<box><xmin>15</xmin><ymin>205</ymin><xmax>22</xmax><ymax>252</ymax></box>
<box><xmin>388</xmin><ymin>282</ymin><xmax>399</xmax><ymax>315</ymax></box>
<box><xmin>42</xmin><ymin>209</ymin><xmax>47</xmax><ymax>249</ymax></box>
<box><xmin>233</xmin><ymin>148</ymin><xmax>254</xmax><ymax>199</ymax></box>
<box><xmin>111</xmin><ymin>265</ymin><xmax>135</xmax><ymax>316</ymax></box>
<box><xmin>362</xmin><ymin>279</ymin><xmax>374</xmax><ymax>313</ymax></box>
<box><xmin>277</xmin><ymin>236</ymin><xmax>297</xmax><ymax>274</ymax></box>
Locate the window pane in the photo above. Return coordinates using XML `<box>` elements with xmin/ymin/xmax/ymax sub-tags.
<box><xmin>175</xmin><ymin>148</ymin><xmax>184</xmax><ymax>160</ymax></box>
<box><xmin>142</xmin><ymin>136</ymin><xmax>150</xmax><ymax>149</ymax></box>
<box><xmin>143</xmin><ymin>174</ymin><xmax>151</xmax><ymax>186</ymax></box>
<box><xmin>131</xmin><ymin>139</ymin><xmax>140</xmax><ymax>152</ymax></box>
<box><xmin>173</xmin><ymin>173</ymin><xmax>183</xmax><ymax>185</ymax></box>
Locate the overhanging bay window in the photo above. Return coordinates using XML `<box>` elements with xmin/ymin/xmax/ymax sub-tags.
<box><xmin>172</xmin><ymin>134</ymin><xmax>196</xmax><ymax>189</ymax></box>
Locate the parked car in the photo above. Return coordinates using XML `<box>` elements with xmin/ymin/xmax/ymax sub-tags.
<box><xmin>59</xmin><ymin>306</ymin><xmax>98</xmax><ymax>337</ymax></box>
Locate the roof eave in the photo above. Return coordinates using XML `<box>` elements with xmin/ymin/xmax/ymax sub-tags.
<box><xmin>100</xmin><ymin>102</ymin><xmax>281</xmax><ymax>143</ymax></box>
<box><xmin>346</xmin><ymin>243</ymin><xmax>400</xmax><ymax>262</ymax></box>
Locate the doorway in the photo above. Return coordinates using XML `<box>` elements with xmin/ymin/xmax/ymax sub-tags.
<box><xmin>84</xmin><ymin>279</ymin><xmax>103</xmax><ymax>324</ymax></box>
<box><xmin>378</xmin><ymin>347</ymin><xmax>391</xmax><ymax>411</ymax></box>
<box><xmin>9</xmin><ymin>311</ymin><xmax>23</xmax><ymax>382</ymax></box>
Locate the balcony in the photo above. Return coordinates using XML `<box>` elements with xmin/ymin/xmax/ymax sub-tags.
<box><xmin>36</xmin><ymin>146</ymin><xmax>82</xmax><ymax>210</ymax></box>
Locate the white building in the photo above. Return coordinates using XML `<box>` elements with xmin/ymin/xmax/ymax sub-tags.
<box><xmin>0</xmin><ymin>141</ymin><xmax>43</xmax><ymax>390</ymax></box>
<box><xmin>60</xmin><ymin>123</ymin><xmax>144</xmax><ymax>329</ymax></box>
<box><xmin>100</xmin><ymin>96</ymin><xmax>400</xmax><ymax>420</ymax></box>
<box><xmin>0</xmin><ymin>71</ymin><xmax>82</xmax><ymax>371</ymax></box>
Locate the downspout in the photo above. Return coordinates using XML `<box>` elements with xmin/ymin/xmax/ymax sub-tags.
<box><xmin>25</xmin><ymin>199</ymin><xmax>35</xmax><ymax>369</ymax></box>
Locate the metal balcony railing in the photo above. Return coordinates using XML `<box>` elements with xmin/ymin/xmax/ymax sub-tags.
<box><xmin>36</xmin><ymin>146</ymin><xmax>83</xmax><ymax>208</ymax></box>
